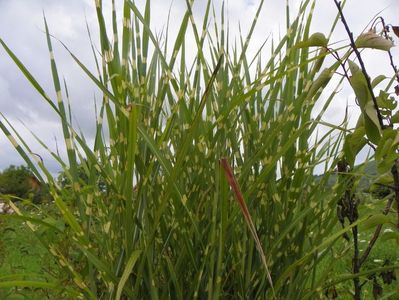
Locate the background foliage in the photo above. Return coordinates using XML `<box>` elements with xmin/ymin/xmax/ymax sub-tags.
<box><xmin>0</xmin><ymin>165</ymin><xmax>33</xmax><ymax>199</ymax></box>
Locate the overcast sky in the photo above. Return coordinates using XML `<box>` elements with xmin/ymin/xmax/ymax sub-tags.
<box><xmin>0</xmin><ymin>0</ymin><xmax>398</xmax><ymax>174</ymax></box>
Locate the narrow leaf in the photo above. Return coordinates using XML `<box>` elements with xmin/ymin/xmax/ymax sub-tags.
<box><xmin>360</xmin><ymin>214</ymin><xmax>391</xmax><ymax>231</ymax></box>
<box><xmin>116</xmin><ymin>250</ymin><xmax>141</xmax><ymax>300</ymax></box>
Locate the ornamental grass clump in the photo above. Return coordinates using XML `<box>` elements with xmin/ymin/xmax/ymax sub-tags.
<box><xmin>0</xmin><ymin>0</ymin><xmax>352</xmax><ymax>298</ymax></box>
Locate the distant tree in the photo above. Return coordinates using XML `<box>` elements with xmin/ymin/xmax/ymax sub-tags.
<box><xmin>57</xmin><ymin>160</ymin><xmax>106</xmax><ymax>192</ymax></box>
<box><xmin>0</xmin><ymin>165</ymin><xmax>50</xmax><ymax>203</ymax></box>
<box><xmin>0</xmin><ymin>165</ymin><xmax>32</xmax><ymax>198</ymax></box>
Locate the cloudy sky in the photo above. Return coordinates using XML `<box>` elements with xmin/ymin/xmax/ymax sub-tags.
<box><xmin>0</xmin><ymin>0</ymin><xmax>398</xmax><ymax>174</ymax></box>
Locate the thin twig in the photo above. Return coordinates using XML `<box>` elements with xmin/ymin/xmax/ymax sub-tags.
<box><xmin>391</xmin><ymin>163</ymin><xmax>399</xmax><ymax>229</ymax></box>
<box><xmin>373</xmin><ymin>182</ymin><xmax>398</xmax><ymax>192</ymax></box>
<box><xmin>359</xmin><ymin>197</ymin><xmax>394</xmax><ymax>266</ymax></box>
<box><xmin>329</xmin><ymin>48</ymin><xmax>350</xmax><ymax>80</ymax></box>
<box><xmin>378</xmin><ymin>17</ymin><xmax>399</xmax><ymax>83</ymax></box>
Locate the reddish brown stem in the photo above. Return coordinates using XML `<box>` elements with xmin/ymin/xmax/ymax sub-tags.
<box><xmin>219</xmin><ymin>158</ymin><xmax>276</xmax><ymax>299</ymax></box>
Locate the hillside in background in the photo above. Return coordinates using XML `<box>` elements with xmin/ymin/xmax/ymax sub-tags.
<box><xmin>315</xmin><ymin>160</ymin><xmax>378</xmax><ymax>191</ymax></box>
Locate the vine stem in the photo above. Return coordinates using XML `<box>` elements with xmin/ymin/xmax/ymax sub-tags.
<box><xmin>334</xmin><ymin>2</ymin><xmax>399</xmax><ymax>299</ymax></box>
<box><xmin>333</xmin><ymin>2</ymin><xmax>380</xmax><ymax>299</ymax></box>
<box><xmin>333</xmin><ymin>0</ymin><xmax>384</xmax><ymax>128</ymax></box>
<box><xmin>378</xmin><ymin>17</ymin><xmax>399</xmax><ymax>84</ymax></box>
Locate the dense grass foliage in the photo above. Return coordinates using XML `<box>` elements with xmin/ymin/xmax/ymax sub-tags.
<box><xmin>3</xmin><ymin>0</ymin><xmax>395</xmax><ymax>299</ymax></box>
